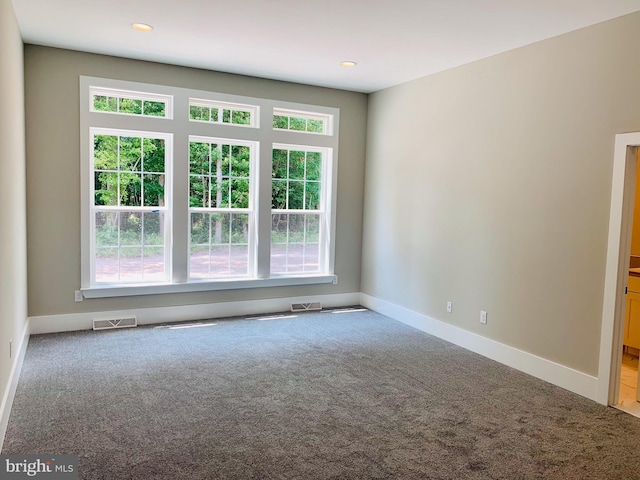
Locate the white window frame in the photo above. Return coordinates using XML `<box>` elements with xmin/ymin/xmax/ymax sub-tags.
<box><xmin>187</xmin><ymin>136</ymin><xmax>258</xmax><ymax>280</ymax></box>
<box><xmin>90</xmin><ymin>86</ymin><xmax>174</xmax><ymax>118</ymax></box>
<box><xmin>273</xmin><ymin>108</ymin><xmax>333</xmax><ymax>135</ymax></box>
<box><xmin>80</xmin><ymin>76</ymin><xmax>339</xmax><ymax>298</ymax></box>
<box><xmin>270</xmin><ymin>143</ymin><xmax>333</xmax><ymax>276</ymax></box>
<box><xmin>89</xmin><ymin>128</ymin><xmax>174</xmax><ymax>285</ymax></box>
<box><xmin>189</xmin><ymin>98</ymin><xmax>259</xmax><ymax>128</ymax></box>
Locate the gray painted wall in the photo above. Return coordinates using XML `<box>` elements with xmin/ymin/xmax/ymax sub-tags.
<box><xmin>0</xmin><ymin>0</ymin><xmax>27</xmax><ymax>408</ymax></box>
<box><xmin>362</xmin><ymin>12</ymin><xmax>640</xmax><ymax>377</ymax></box>
<box><xmin>24</xmin><ymin>46</ymin><xmax>367</xmax><ymax>317</ymax></box>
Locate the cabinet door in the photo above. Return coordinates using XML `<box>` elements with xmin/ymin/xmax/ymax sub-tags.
<box><xmin>626</xmin><ymin>294</ymin><xmax>640</xmax><ymax>349</ymax></box>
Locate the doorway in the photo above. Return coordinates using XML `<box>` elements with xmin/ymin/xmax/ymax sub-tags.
<box><xmin>616</xmin><ymin>149</ymin><xmax>640</xmax><ymax>415</ymax></box>
<box><xmin>600</xmin><ymin>133</ymin><xmax>640</xmax><ymax>415</ymax></box>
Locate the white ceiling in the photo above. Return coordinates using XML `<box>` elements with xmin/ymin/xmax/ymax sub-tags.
<box><xmin>11</xmin><ymin>0</ymin><xmax>640</xmax><ymax>93</ymax></box>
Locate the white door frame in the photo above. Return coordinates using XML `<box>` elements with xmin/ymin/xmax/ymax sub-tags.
<box><xmin>598</xmin><ymin>133</ymin><xmax>639</xmax><ymax>405</ymax></box>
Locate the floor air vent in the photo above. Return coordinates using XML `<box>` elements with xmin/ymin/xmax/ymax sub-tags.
<box><xmin>291</xmin><ymin>302</ymin><xmax>322</xmax><ymax>312</ymax></box>
<box><xmin>93</xmin><ymin>317</ymin><xmax>137</xmax><ymax>331</ymax></box>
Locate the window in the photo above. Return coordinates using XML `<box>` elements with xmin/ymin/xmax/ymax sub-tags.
<box><xmin>90</xmin><ymin>87</ymin><xmax>172</xmax><ymax>118</ymax></box>
<box><xmin>273</xmin><ymin>108</ymin><xmax>332</xmax><ymax>135</ymax></box>
<box><xmin>81</xmin><ymin>77</ymin><xmax>339</xmax><ymax>297</ymax></box>
<box><xmin>189</xmin><ymin>138</ymin><xmax>255</xmax><ymax>278</ymax></box>
<box><xmin>91</xmin><ymin>130</ymin><xmax>171</xmax><ymax>283</ymax></box>
<box><xmin>190</xmin><ymin>99</ymin><xmax>257</xmax><ymax>127</ymax></box>
<box><xmin>271</xmin><ymin>146</ymin><xmax>327</xmax><ymax>274</ymax></box>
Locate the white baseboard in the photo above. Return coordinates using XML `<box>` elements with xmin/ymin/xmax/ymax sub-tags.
<box><xmin>0</xmin><ymin>321</ymin><xmax>30</xmax><ymax>452</ymax></box>
<box><xmin>360</xmin><ymin>293</ymin><xmax>599</xmax><ymax>402</ymax></box>
<box><xmin>28</xmin><ymin>292</ymin><xmax>361</xmax><ymax>335</ymax></box>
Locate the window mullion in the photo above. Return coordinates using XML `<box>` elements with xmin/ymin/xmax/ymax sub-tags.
<box><xmin>170</xmin><ymin>91</ymin><xmax>191</xmax><ymax>284</ymax></box>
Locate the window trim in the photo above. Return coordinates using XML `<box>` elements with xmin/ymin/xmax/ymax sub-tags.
<box><xmin>80</xmin><ymin>76</ymin><xmax>340</xmax><ymax>297</ymax></box>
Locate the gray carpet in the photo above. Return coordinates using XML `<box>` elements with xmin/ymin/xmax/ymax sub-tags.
<box><xmin>4</xmin><ymin>308</ymin><xmax>640</xmax><ymax>479</ymax></box>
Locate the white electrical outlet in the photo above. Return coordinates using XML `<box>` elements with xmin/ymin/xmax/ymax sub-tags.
<box><xmin>480</xmin><ymin>310</ymin><xmax>487</xmax><ymax>324</ymax></box>
<box><xmin>446</xmin><ymin>301</ymin><xmax>452</xmax><ymax>313</ymax></box>
<box><xmin>74</xmin><ymin>290</ymin><xmax>84</xmax><ymax>302</ymax></box>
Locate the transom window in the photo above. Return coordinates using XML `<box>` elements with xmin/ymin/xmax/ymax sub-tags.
<box><xmin>273</xmin><ymin>108</ymin><xmax>332</xmax><ymax>135</ymax></box>
<box><xmin>81</xmin><ymin>77</ymin><xmax>339</xmax><ymax>297</ymax></box>
<box><xmin>90</xmin><ymin>87</ymin><xmax>172</xmax><ymax>118</ymax></box>
<box><xmin>190</xmin><ymin>99</ymin><xmax>257</xmax><ymax>127</ymax></box>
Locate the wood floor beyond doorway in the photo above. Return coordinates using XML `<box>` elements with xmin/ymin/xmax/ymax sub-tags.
<box><xmin>616</xmin><ymin>352</ymin><xmax>640</xmax><ymax>417</ymax></box>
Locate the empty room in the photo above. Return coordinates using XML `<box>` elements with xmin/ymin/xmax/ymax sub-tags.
<box><xmin>3</xmin><ymin>0</ymin><xmax>640</xmax><ymax>478</ymax></box>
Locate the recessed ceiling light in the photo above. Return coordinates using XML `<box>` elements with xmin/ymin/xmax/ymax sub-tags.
<box><xmin>132</xmin><ymin>23</ymin><xmax>154</xmax><ymax>32</ymax></box>
<box><xmin>340</xmin><ymin>61</ymin><xmax>357</xmax><ymax>67</ymax></box>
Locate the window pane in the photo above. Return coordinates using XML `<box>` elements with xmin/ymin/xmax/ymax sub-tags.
<box><xmin>273</xmin><ymin>115</ymin><xmax>288</xmax><ymax>129</ymax></box>
<box><xmin>308</xmin><ymin>119</ymin><xmax>324</xmax><ymax>133</ymax></box>
<box><xmin>222</xmin><ymin>109</ymin><xmax>231</xmax><ymax>123</ymax></box>
<box><xmin>305</xmin><ymin>181</ymin><xmax>321</xmax><ymax>210</ymax></box>
<box><xmin>271</xmin><ymin>213</ymin><xmax>320</xmax><ymax>274</ymax></box>
<box><xmin>290</xmin><ymin>117</ymin><xmax>306</xmax><ymax>131</ymax></box>
<box><xmin>189</xmin><ymin>175</ymin><xmax>207</xmax><ymax>208</ymax></box>
<box><xmin>221</xmin><ymin>145</ymin><xmax>231</xmax><ymax>176</ymax></box>
<box><xmin>231</xmin><ymin>214</ymin><xmax>249</xmax><ymax>244</ymax></box>
<box><xmin>119</xmin><ymin>173</ymin><xmax>142</xmax><ymax>207</ymax></box>
<box><xmin>272</xmin><ymin>149</ymin><xmax>287</xmax><ymax>179</ymax></box>
<box><xmin>143</xmin><ymin>174</ymin><xmax>165</xmax><ymax>207</ymax></box>
<box><xmin>118</xmin><ymin>247</ymin><xmax>143</xmax><ymax>281</ymax></box>
<box><xmin>306</xmin><ymin>151</ymin><xmax>322</xmax><ymax>181</ymax></box>
<box><xmin>120</xmin><ymin>212</ymin><xmax>142</xmax><ymax>246</ymax></box>
<box><xmin>94</xmin><ymin>171</ymin><xmax>118</xmax><ymax>206</ymax></box>
<box><xmin>93</xmin><ymin>95</ymin><xmax>114</xmax><ymax>112</ymax></box>
<box><xmin>94</xmin><ymin>135</ymin><xmax>118</xmax><ymax>170</ymax></box>
<box><xmin>120</xmin><ymin>137</ymin><xmax>142</xmax><ymax>172</ymax></box>
<box><xmin>190</xmin><ymin>212</ymin><xmax>210</xmax><ymax>245</ymax></box>
<box><xmin>95</xmin><ymin>212</ymin><xmax>118</xmax><ymax>247</ymax></box>
<box><xmin>143</xmin><ymin>100</ymin><xmax>165</xmax><ymax>117</ymax></box>
<box><xmin>95</xmin><ymin>247</ymin><xmax>119</xmax><ymax>283</ymax></box>
<box><xmin>232</xmin><ymin>110</ymin><xmax>251</xmax><ymax>125</ymax></box>
<box><xmin>94</xmin><ymin>211</ymin><xmax>167</xmax><ymax>283</ymax></box>
<box><xmin>289</xmin><ymin>151</ymin><xmax>305</xmax><ymax>180</ymax></box>
<box><xmin>190</xmin><ymin>105</ymin><xmax>205</xmax><ymax>121</ymax></box>
<box><xmin>288</xmin><ymin>181</ymin><xmax>304</xmax><ymax>209</ymax></box>
<box><xmin>231</xmin><ymin>179</ymin><xmax>249</xmax><ymax>208</ymax></box>
<box><xmin>143</xmin><ymin>138</ymin><xmax>165</xmax><ymax>173</ymax></box>
<box><xmin>120</xmin><ymin>98</ymin><xmax>143</xmax><ymax>115</ymax></box>
<box><xmin>143</xmin><ymin>212</ymin><xmax>164</xmax><ymax>246</ymax></box>
<box><xmin>190</xmin><ymin>142</ymin><xmax>210</xmax><ymax>174</ymax></box>
<box><xmin>232</xmin><ymin>145</ymin><xmax>250</xmax><ymax>176</ymax></box>
<box><xmin>189</xmin><ymin>213</ymin><xmax>249</xmax><ymax>278</ymax></box>
<box><xmin>272</xmin><ymin>180</ymin><xmax>287</xmax><ymax>209</ymax></box>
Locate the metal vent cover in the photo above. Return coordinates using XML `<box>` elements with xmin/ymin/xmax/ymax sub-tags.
<box><xmin>291</xmin><ymin>302</ymin><xmax>322</xmax><ymax>312</ymax></box>
<box><xmin>93</xmin><ymin>316</ymin><xmax>137</xmax><ymax>331</ymax></box>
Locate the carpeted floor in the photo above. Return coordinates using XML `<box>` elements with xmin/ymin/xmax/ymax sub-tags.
<box><xmin>4</xmin><ymin>307</ymin><xmax>640</xmax><ymax>479</ymax></box>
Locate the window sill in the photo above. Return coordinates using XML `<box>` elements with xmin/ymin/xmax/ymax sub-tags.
<box><xmin>81</xmin><ymin>274</ymin><xmax>338</xmax><ymax>299</ymax></box>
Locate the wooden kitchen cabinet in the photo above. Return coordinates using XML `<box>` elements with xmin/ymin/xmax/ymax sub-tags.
<box><xmin>624</xmin><ymin>291</ymin><xmax>640</xmax><ymax>350</ymax></box>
